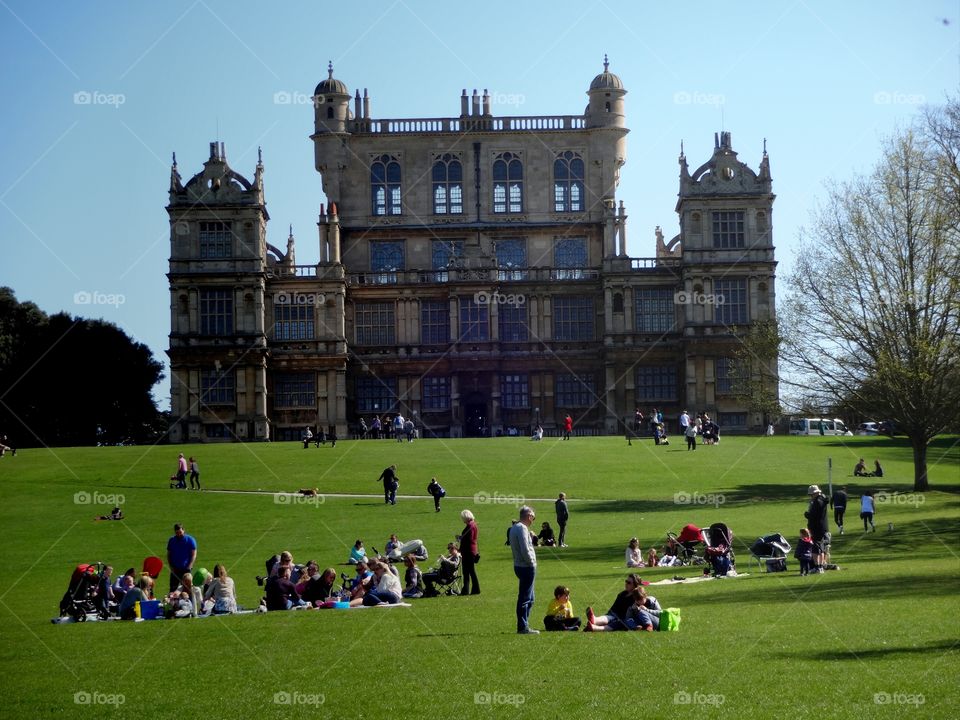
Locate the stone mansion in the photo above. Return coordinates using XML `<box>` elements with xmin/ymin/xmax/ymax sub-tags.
<box><xmin>166</xmin><ymin>59</ymin><xmax>778</xmax><ymax>442</ymax></box>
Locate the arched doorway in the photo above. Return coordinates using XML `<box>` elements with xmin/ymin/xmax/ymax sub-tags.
<box><xmin>463</xmin><ymin>391</ymin><xmax>487</xmax><ymax>437</ymax></box>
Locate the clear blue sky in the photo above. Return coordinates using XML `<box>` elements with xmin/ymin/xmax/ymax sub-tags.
<box><xmin>1</xmin><ymin>1</ymin><xmax>956</xmax><ymax>408</ymax></box>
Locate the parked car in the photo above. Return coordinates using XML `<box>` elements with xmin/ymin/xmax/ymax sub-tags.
<box><xmin>788</xmin><ymin>418</ymin><xmax>854</xmax><ymax>436</ymax></box>
<box><xmin>856</xmin><ymin>422</ymin><xmax>880</xmax><ymax>436</ymax></box>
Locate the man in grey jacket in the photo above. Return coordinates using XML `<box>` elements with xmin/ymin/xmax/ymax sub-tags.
<box><xmin>508</xmin><ymin>505</ymin><xmax>538</xmax><ymax>634</ymax></box>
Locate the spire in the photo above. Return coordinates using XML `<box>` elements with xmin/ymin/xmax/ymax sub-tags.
<box><xmin>327</xmin><ymin>60</ymin><xmax>334</xmax><ymax>79</ymax></box>
<box><xmin>257</xmin><ymin>146</ymin><xmax>263</xmax><ymax>165</ymax></box>
<box><xmin>603</xmin><ymin>53</ymin><xmax>609</xmax><ymax>72</ymax></box>
<box><xmin>169</xmin><ymin>151</ymin><xmax>182</xmax><ymax>192</ymax></box>
<box><xmin>763</xmin><ymin>137</ymin><xmax>768</xmax><ymax>157</ymax></box>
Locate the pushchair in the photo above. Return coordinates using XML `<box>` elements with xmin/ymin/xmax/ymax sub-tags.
<box><xmin>702</xmin><ymin>522</ymin><xmax>735</xmax><ymax>576</ymax></box>
<box><xmin>58</xmin><ymin>563</ymin><xmax>109</xmax><ymax>621</ymax></box>
<box><xmin>665</xmin><ymin>523</ymin><xmax>706</xmax><ymax>565</ymax></box>
<box><xmin>749</xmin><ymin>533</ymin><xmax>791</xmax><ymax>572</ymax></box>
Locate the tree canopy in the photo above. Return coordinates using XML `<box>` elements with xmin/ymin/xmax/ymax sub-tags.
<box><xmin>0</xmin><ymin>287</ymin><xmax>164</xmax><ymax>447</ymax></box>
<box><xmin>782</xmin><ymin>98</ymin><xmax>960</xmax><ymax>491</ymax></box>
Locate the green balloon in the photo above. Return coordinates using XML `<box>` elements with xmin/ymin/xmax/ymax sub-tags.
<box><xmin>192</xmin><ymin>568</ymin><xmax>209</xmax><ymax>586</ymax></box>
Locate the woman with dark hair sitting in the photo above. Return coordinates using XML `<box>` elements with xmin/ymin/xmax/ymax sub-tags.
<box><xmin>583</xmin><ymin>573</ymin><xmax>646</xmax><ymax>631</ymax></box>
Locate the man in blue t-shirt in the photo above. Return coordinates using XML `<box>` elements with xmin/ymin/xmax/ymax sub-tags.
<box><xmin>166</xmin><ymin>523</ymin><xmax>197</xmax><ymax>593</ymax></box>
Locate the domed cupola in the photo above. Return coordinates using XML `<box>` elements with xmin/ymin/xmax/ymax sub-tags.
<box><xmin>314</xmin><ymin>61</ymin><xmax>352</xmax><ymax>134</ymax></box>
<box><xmin>586</xmin><ymin>54</ymin><xmax>626</xmax><ymax>128</ymax></box>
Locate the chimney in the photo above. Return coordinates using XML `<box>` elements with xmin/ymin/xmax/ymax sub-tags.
<box><xmin>363</xmin><ymin>88</ymin><xmax>370</xmax><ymax>119</ymax></box>
<box><xmin>482</xmin><ymin>89</ymin><xmax>491</xmax><ymax>116</ymax></box>
<box><xmin>460</xmin><ymin>89</ymin><xmax>469</xmax><ymax>117</ymax></box>
<box><xmin>472</xmin><ymin>89</ymin><xmax>480</xmax><ymax>116</ymax></box>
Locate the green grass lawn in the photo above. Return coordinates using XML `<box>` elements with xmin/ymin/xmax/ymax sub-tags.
<box><xmin>0</xmin><ymin>434</ymin><xmax>958</xmax><ymax>719</ymax></box>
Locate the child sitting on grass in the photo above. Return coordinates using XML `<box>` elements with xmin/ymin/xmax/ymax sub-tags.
<box><xmin>543</xmin><ymin>585</ymin><xmax>581</xmax><ymax>631</ymax></box>
<box><xmin>624</xmin><ymin>587</ymin><xmax>662</xmax><ymax>631</ymax></box>
<box><xmin>794</xmin><ymin>528</ymin><xmax>815</xmax><ymax>576</ymax></box>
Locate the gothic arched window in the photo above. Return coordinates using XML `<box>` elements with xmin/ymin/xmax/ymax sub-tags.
<box><xmin>371</xmin><ymin>154</ymin><xmax>401</xmax><ymax>216</ymax></box>
<box><xmin>554</xmin><ymin>151</ymin><xmax>585</xmax><ymax>212</ymax></box>
<box><xmin>493</xmin><ymin>152</ymin><xmax>523</xmax><ymax>213</ymax></box>
<box><xmin>432</xmin><ymin>154</ymin><xmax>463</xmax><ymax>214</ymax></box>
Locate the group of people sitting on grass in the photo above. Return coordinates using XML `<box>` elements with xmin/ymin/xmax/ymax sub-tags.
<box><xmin>99</xmin><ymin>564</ymin><xmax>238</xmax><ymax>620</ymax></box>
<box><xmin>854</xmin><ymin>458</ymin><xmax>884</xmax><ymax>477</ymax></box>
<box><xmin>541</xmin><ymin>574</ymin><xmax>663</xmax><ymax>632</ymax></box>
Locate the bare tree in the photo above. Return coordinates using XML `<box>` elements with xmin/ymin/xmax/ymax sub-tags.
<box><xmin>782</xmin><ymin>104</ymin><xmax>960</xmax><ymax>491</ymax></box>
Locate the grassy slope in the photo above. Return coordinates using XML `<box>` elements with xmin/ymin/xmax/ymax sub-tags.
<box><xmin>0</xmin><ymin>435</ymin><xmax>957</xmax><ymax>719</ymax></box>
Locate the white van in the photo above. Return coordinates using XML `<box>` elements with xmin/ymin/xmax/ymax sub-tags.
<box><xmin>788</xmin><ymin>418</ymin><xmax>853</xmax><ymax>436</ymax></box>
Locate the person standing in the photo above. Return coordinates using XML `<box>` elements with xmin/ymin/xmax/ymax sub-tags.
<box><xmin>166</xmin><ymin>523</ymin><xmax>197</xmax><ymax>593</ymax></box>
<box><xmin>563</xmin><ymin>414</ymin><xmax>573</xmax><ymax>440</ymax></box>
<box><xmin>804</xmin><ymin>485</ymin><xmax>829</xmax><ymax>572</ymax></box>
<box><xmin>508</xmin><ymin>505</ymin><xmax>538</xmax><ymax>634</ymax></box>
<box><xmin>188</xmin><ymin>457</ymin><xmax>201</xmax><ymax>490</ymax></box>
<box><xmin>684</xmin><ymin>421</ymin><xmax>698</xmax><ymax>450</ymax></box>
<box><xmin>459</xmin><ymin>509</ymin><xmax>480</xmax><ymax>595</ymax></box>
<box><xmin>679</xmin><ymin>409</ymin><xmax>691</xmax><ymax>436</ymax></box>
<box><xmin>378</xmin><ymin>464</ymin><xmax>399</xmax><ymax>505</ymax></box>
<box><xmin>302</xmin><ymin>426</ymin><xmax>313</xmax><ymax>449</ymax></box>
<box><xmin>634</xmin><ymin>408</ymin><xmax>643</xmax><ymax>433</ymax></box>
<box><xmin>393</xmin><ymin>414</ymin><xmax>405</xmax><ymax>442</ymax></box>
<box><xmin>831</xmin><ymin>485</ymin><xmax>848</xmax><ymax>535</ymax></box>
<box><xmin>175</xmin><ymin>453</ymin><xmax>188</xmax><ymax>488</ymax></box>
<box><xmin>555</xmin><ymin>492</ymin><xmax>569</xmax><ymax>547</ymax></box>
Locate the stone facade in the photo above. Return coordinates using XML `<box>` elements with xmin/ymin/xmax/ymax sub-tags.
<box><xmin>166</xmin><ymin>60</ymin><xmax>777</xmax><ymax>442</ymax></box>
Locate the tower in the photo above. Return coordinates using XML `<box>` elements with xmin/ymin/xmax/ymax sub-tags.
<box><xmin>166</xmin><ymin>142</ymin><xmax>270</xmax><ymax>442</ymax></box>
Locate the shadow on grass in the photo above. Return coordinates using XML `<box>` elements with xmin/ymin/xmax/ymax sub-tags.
<box><xmin>793</xmin><ymin>638</ymin><xmax>960</xmax><ymax>662</ymax></box>
<box><xmin>703</xmin><ymin>571</ymin><xmax>959</xmax><ymax>606</ymax></box>
<box><xmin>585</xmin><ymin>499</ymin><xmax>682</xmax><ymax>514</ymax></box>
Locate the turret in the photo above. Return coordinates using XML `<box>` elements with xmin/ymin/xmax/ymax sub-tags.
<box><xmin>313</xmin><ymin>61</ymin><xmax>352</xmax><ymax>134</ymax></box>
<box><xmin>586</xmin><ymin>54</ymin><xmax>626</xmax><ymax>128</ymax></box>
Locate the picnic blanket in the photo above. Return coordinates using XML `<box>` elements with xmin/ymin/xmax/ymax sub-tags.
<box><xmin>650</xmin><ymin>572</ymin><xmax>749</xmax><ymax>586</ymax></box>
<box><xmin>52</xmin><ymin>602</ymin><xmax>413</xmax><ymax>624</ymax></box>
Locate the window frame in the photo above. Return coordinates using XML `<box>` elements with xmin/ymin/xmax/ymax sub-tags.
<box><xmin>553</xmin><ymin>151</ymin><xmax>585</xmax><ymax>213</ymax></box>
<box><xmin>711</xmin><ymin>210</ymin><xmax>745</xmax><ymax>249</ymax></box>
<box><xmin>198</xmin><ymin>221</ymin><xmax>232</xmax><ymax>259</ymax></box>
<box><xmin>634</xmin><ymin>287</ymin><xmax>676</xmax><ymax>333</ymax></box>
<box><xmin>492</xmin><ymin>152</ymin><xmax>523</xmax><ymax>214</ymax></box>
<box><xmin>199</xmin><ymin>289</ymin><xmax>233</xmax><ymax>336</ymax></box>
<box><xmin>432</xmin><ymin>154</ymin><xmax>464</xmax><ymax>215</ymax></box>
<box><xmin>354</xmin><ymin>302</ymin><xmax>396</xmax><ymax>345</ymax></box>
<box><xmin>371</xmin><ymin>154</ymin><xmax>402</xmax><ymax>216</ymax></box>
<box><xmin>553</xmin><ymin>296</ymin><xmax>594</xmax><ymax>341</ymax></box>
<box><xmin>273</xmin><ymin>372</ymin><xmax>316</xmax><ymax>409</ymax></box>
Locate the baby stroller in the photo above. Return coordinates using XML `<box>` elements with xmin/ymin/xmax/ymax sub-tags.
<box><xmin>59</xmin><ymin>563</ymin><xmax>109</xmax><ymax>621</ymax></box>
<box><xmin>665</xmin><ymin>523</ymin><xmax>706</xmax><ymax>565</ymax></box>
<box><xmin>749</xmin><ymin>533</ymin><xmax>791</xmax><ymax>572</ymax></box>
<box><xmin>702</xmin><ymin>522</ymin><xmax>735</xmax><ymax>576</ymax></box>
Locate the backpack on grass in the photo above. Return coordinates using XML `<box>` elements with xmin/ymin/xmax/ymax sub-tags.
<box><xmin>659</xmin><ymin>607</ymin><xmax>681</xmax><ymax>631</ymax></box>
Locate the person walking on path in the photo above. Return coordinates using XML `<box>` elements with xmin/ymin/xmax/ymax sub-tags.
<box><xmin>188</xmin><ymin>457</ymin><xmax>201</xmax><ymax>490</ymax></box>
<box><xmin>508</xmin><ymin>505</ymin><xmax>538</xmax><ymax>634</ymax></box>
<box><xmin>378</xmin><ymin>465</ymin><xmax>399</xmax><ymax>505</ymax></box>
<box><xmin>831</xmin><ymin>485</ymin><xmax>848</xmax><ymax>535</ymax></box>
<box><xmin>166</xmin><ymin>523</ymin><xmax>197</xmax><ymax>593</ymax></box>
<box><xmin>459</xmin><ymin>509</ymin><xmax>480</xmax><ymax>595</ymax></box>
<box><xmin>555</xmin><ymin>492</ymin><xmax>569</xmax><ymax>547</ymax></box>
<box><xmin>860</xmin><ymin>491</ymin><xmax>877</xmax><ymax>532</ymax></box>
<box><xmin>427</xmin><ymin>477</ymin><xmax>445</xmax><ymax>512</ymax></box>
